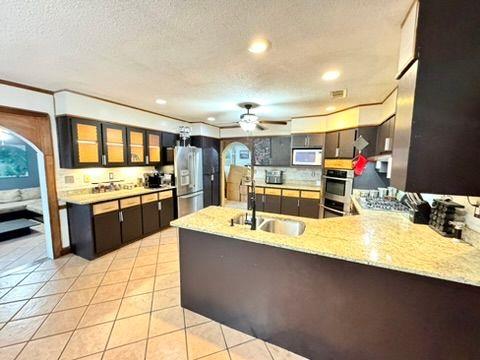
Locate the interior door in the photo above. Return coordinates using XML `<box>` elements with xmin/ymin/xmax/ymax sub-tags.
<box><xmin>72</xmin><ymin>118</ymin><xmax>103</xmax><ymax>167</ymax></box>
<box><xmin>102</xmin><ymin>123</ymin><xmax>127</xmax><ymax>167</ymax></box>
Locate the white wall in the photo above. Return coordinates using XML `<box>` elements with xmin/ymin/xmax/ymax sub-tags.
<box><xmin>54</xmin><ymin>91</ymin><xmax>220</xmax><ymax>137</ymax></box>
<box><xmin>291</xmin><ymin>89</ymin><xmax>397</xmax><ymax>133</ymax></box>
<box><xmin>0</xmin><ymin>84</ymin><xmax>57</xmax><ymax>255</ymax></box>
<box><xmin>220</xmin><ymin>123</ymin><xmax>291</xmax><ymax>138</ymax></box>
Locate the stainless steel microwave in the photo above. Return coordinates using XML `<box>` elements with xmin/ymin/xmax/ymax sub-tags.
<box><xmin>292</xmin><ymin>148</ymin><xmax>323</xmax><ymax>166</ymax></box>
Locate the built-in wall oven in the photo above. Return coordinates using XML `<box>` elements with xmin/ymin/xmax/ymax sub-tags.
<box><xmin>320</xmin><ymin>169</ymin><xmax>354</xmax><ymax>218</ymax></box>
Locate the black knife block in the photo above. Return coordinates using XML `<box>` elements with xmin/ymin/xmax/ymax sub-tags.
<box><xmin>408</xmin><ymin>202</ymin><xmax>431</xmax><ymax>224</ymax></box>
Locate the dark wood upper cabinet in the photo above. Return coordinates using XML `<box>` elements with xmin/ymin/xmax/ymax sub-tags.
<box><xmin>127</xmin><ymin>128</ymin><xmax>146</xmax><ymax>166</ymax></box>
<box><xmin>355</xmin><ymin>126</ymin><xmax>378</xmax><ymax>158</ymax></box>
<box><xmin>57</xmin><ymin>116</ymin><xmax>103</xmax><ymax>168</ymax></box>
<box><xmin>337</xmin><ymin>129</ymin><xmax>357</xmax><ymax>158</ymax></box>
<box><xmin>145</xmin><ymin>130</ymin><xmax>162</xmax><ymax>166</ymax></box>
<box><xmin>101</xmin><ymin>123</ymin><xmax>127</xmax><ymax>167</ymax></box>
<box><xmin>191</xmin><ymin>136</ymin><xmax>220</xmax><ymax>174</ymax></box>
<box><xmin>375</xmin><ymin>117</ymin><xmax>395</xmax><ymax>155</ymax></box>
<box><xmin>253</xmin><ymin>136</ymin><xmax>291</xmax><ymax>166</ymax></box>
<box><xmin>271</xmin><ymin>136</ymin><xmax>291</xmax><ymax>166</ymax></box>
<box><xmin>291</xmin><ymin>134</ymin><xmax>325</xmax><ymax>148</ymax></box>
<box><xmin>324</xmin><ymin>132</ymin><xmax>339</xmax><ymax>159</ymax></box>
<box><xmin>161</xmin><ymin>132</ymin><xmax>178</xmax><ymax>165</ymax></box>
<box><xmin>391</xmin><ymin>1</ymin><xmax>480</xmax><ymax>195</ymax></box>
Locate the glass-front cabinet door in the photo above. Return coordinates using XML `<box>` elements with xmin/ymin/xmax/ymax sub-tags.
<box><xmin>71</xmin><ymin>118</ymin><xmax>102</xmax><ymax>167</ymax></box>
<box><xmin>127</xmin><ymin>128</ymin><xmax>146</xmax><ymax>165</ymax></box>
<box><xmin>146</xmin><ymin>130</ymin><xmax>161</xmax><ymax>165</ymax></box>
<box><xmin>102</xmin><ymin>123</ymin><xmax>127</xmax><ymax>166</ymax></box>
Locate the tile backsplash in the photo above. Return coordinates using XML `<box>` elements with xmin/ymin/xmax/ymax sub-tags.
<box><xmin>56</xmin><ymin>166</ymin><xmax>155</xmax><ymax>194</ymax></box>
<box><xmin>253</xmin><ymin>166</ymin><xmax>321</xmax><ymax>183</ymax></box>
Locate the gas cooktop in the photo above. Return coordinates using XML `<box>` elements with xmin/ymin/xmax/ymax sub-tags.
<box><xmin>357</xmin><ymin>198</ymin><xmax>409</xmax><ymax>212</ymax></box>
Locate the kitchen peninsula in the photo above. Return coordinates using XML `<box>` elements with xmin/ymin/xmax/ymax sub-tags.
<box><xmin>172</xmin><ymin>206</ymin><xmax>480</xmax><ymax>360</ymax></box>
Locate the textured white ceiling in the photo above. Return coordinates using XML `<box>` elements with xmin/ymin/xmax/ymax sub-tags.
<box><xmin>0</xmin><ymin>0</ymin><xmax>410</xmax><ymax>126</ymax></box>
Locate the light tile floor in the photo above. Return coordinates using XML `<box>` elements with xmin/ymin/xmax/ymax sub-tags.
<box><xmin>0</xmin><ymin>224</ymin><xmax>47</xmax><ymax>275</ymax></box>
<box><xmin>0</xmin><ymin>227</ymin><xmax>308</xmax><ymax>360</ymax></box>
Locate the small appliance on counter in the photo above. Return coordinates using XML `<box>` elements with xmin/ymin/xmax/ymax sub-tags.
<box><xmin>401</xmin><ymin>192</ymin><xmax>431</xmax><ymax>224</ymax></box>
<box><xmin>429</xmin><ymin>198</ymin><xmax>466</xmax><ymax>239</ymax></box>
<box><xmin>144</xmin><ymin>171</ymin><xmax>162</xmax><ymax>188</ymax></box>
<box><xmin>265</xmin><ymin>170</ymin><xmax>283</xmax><ymax>185</ymax></box>
<box><xmin>160</xmin><ymin>173</ymin><xmax>174</xmax><ymax>187</ymax></box>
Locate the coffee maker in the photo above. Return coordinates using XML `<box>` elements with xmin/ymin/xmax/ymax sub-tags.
<box><xmin>144</xmin><ymin>171</ymin><xmax>161</xmax><ymax>188</ymax></box>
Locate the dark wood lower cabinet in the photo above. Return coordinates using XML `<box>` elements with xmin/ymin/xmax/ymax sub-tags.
<box><xmin>281</xmin><ymin>197</ymin><xmax>299</xmax><ymax>216</ymax></box>
<box><xmin>93</xmin><ymin>211</ymin><xmax>122</xmax><ymax>254</ymax></box>
<box><xmin>121</xmin><ymin>206</ymin><xmax>143</xmax><ymax>243</ymax></box>
<box><xmin>299</xmin><ymin>198</ymin><xmax>320</xmax><ymax>219</ymax></box>
<box><xmin>264</xmin><ymin>195</ymin><xmax>281</xmax><ymax>214</ymax></box>
<box><xmin>160</xmin><ymin>198</ymin><xmax>175</xmax><ymax>228</ymax></box>
<box><xmin>142</xmin><ymin>202</ymin><xmax>160</xmax><ymax>235</ymax></box>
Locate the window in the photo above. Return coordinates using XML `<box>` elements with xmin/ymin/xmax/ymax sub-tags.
<box><xmin>0</xmin><ymin>144</ymin><xmax>29</xmax><ymax>178</ymax></box>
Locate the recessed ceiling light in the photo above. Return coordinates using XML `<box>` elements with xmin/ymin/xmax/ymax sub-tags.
<box><xmin>326</xmin><ymin>106</ymin><xmax>336</xmax><ymax>112</ymax></box>
<box><xmin>321</xmin><ymin>70</ymin><xmax>340</xmax><ymax>81</ymax></box>
<box><xmin>207</xmin><ymin>117</ymin><xmax>215</xmax><ymax>121</ymax></box>
<box><xmin>155</xmin><ymin>98</ymin><xmax>167</xmax><ymax>105</ymax></box>
<box><xmin>248</xmin><ymin>39</ymin><xmax>271</xmax><ymax>54</ymax></box>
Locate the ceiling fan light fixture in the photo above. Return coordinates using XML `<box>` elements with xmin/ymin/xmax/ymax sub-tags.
<box><xmin>239</xmin><ymin>120</ymin><xmax>257</xmax><ymax>132</ymax></box>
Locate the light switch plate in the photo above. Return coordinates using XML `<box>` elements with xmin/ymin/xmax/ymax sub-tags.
<box><xmin>64</xmin><ymin>175</ymin><xmax>75</xmax><ymax>184</ymax></box>
<box><xmin>109</xmin><ymin>172</ymin><xmax>114</xmax><ymax>180</ymax></box>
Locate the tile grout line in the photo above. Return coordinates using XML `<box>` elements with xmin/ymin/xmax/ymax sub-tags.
<box><xmin>9</xmin><ymin>257</ymin><xmax>78</xmax><ymax>359</ymax></box>
<box><xmin>101</xmin><ymin>240</ymin><xmax>141</xmax><ymax>358</ymax></box>
<box><xmin>56</xmin><ymin>252</ymin><xmax>117</xmax><ymax>360</ymax></box>
<box><xmin>144</xmin><ymin>231</ymin><xmax>162</xmax><ymax>360</ymax></box>
<box><xmin>219</xmin><ymin>324</ymin><xmax>232</xmax><ymax>360</ymax></box>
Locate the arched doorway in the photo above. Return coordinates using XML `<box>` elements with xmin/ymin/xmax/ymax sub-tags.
<box><xmin>221</xmin><ymin>141</ymin><xmax>251</xmax><ymax>209</ymax></box>
<box><xmin>0</xmin><ymin>106</ymin><xmax>62</xmax><ymax>262</ymax></box>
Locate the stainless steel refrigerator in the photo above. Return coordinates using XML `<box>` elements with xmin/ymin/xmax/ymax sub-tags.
<box><xmin>174</xmin><ymin>146</ymin><xmax>204</xmax><ymax>217</ymax></box>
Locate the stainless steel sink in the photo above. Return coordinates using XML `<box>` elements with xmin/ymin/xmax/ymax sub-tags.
<box><xmin>232</xmin><ymin>214</ymin><xmax>266</xmax><ymax>226</ymax></box>
<box><xmin>258</xmin><ymin>218</ymin><xmax>306</xmax><ymax>236</ymax></box>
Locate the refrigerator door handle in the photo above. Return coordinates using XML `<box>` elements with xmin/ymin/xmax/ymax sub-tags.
<box><xmin>179</xmin><ymin>192</ymin><xmax>202</xmax><ymax>199</ymax></box>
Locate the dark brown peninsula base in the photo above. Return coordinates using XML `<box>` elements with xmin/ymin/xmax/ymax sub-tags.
<box><xmin>179</xmin><ymin>229</ymin><xmax>480</xmax><ymax>360</ymax></box>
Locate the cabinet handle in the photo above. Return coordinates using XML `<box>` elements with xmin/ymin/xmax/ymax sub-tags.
<box><xmin>119</xmin><ymin>211</ymin><xmax>124</xmax><ymax>222</ymax></box>
<box><xmin>262</xmin><ymin>195</ymin><xmax>265</xmax><ymax>202</ymax></box>
<box><xmin>297</xmin><ymin>199</ymin><xmax>300</xmax><ymax>207</ymax></box>
<box><xmin>158</xmin><ymin>201</ymin><xmax>162</xmax><ymax>211</ymax></box>
<box><xmin>145</xmin><ymin>155</ymin><xmax>149</xmax><ymax>165</ymax></box>
<box><xmin>211</xmin><ymin>174</ymin><xmax>214</xmax><ymax>181</ymax></box>
<box><xmin>384</xmin><ymin>137</ymin><xmax>391</xmax><ymax>152</ymax></box>
<box><xmin>335</xmin><ymin>148</ymin><xmax>340</xmax><ymax>157</ymax></box>
<box><xmin>102</xmin><ymin>154</ymin><xmax>107</xmax><ymax>166</ymax></box>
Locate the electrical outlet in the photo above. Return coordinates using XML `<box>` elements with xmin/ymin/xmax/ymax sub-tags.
<box><xmin>83</xmin><ymin>175</ymin><xmax>91</xmax><ymax>183</ymax></box>
<box><xmin>64</xmin><ymin>175</ymin><xmax>74</xmax><ymax>184</ymax></box>
<box><xmin>474</xmin><ymin>205</ymin><xmax>480</xmax><ymax>219</ymax></box>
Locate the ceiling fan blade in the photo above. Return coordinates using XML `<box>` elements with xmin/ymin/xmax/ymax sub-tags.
<box><xmin>256</xmin><ymin>124</ymin><xmax>266</xmax><ymax>131</ymax></box>
<box><xmin>259</xmin><ymin>120</ymin><xmax>288</xmax><ymax>125</ymax></box>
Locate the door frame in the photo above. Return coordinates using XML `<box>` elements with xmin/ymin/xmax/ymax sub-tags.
<box><xmin>0</xmin><ymin>105</ymin><xmax>63</xmax><ymax>258</ymax></box>
<box><xmin>220</xmin><ymin>139</ymin><xmax>252</xmax><ymax>206</ymax></box>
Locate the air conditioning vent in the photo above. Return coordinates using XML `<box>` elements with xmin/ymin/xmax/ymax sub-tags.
<box><xmin>330</xmin><ymin>89</ymin><xmax>347</xmax><ymax>99</ymax></box>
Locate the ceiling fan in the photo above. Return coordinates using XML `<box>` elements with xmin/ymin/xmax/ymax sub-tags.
<box><xmin>236</xmin><ymin>103</ymin><xmax>287</xmax><ymax>132</ymax></box>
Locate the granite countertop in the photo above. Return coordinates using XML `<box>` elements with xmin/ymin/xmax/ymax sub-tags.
<box><xmin>171</xmin><ymin>206</ymin><xmax>480</xmax><ymax>287</ymax></box>
<box><xmin>59</xmin><ymin>186</ymin><xmax>175</xmax><ymax>205</ymax></box>
<box><xmin>247</xmin><ymin>181</ymin><xmax>322</xmax><ymax>192</ymax></box>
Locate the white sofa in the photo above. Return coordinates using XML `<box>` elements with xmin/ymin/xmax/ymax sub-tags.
<box><xmin>0</xmin><ymin>188</ymin><xmax>43</xmax><ymax>215</ymax></box>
